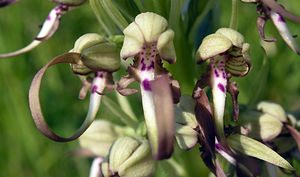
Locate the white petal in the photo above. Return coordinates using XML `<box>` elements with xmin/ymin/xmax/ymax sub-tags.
<box><xmin>135</xmin><ymin>12</ymin><xmax>168</xmax><ymax>43</ymax></box>
<box><xmin>120</xmin><ymin>22</ymin><xmax>144</xmax><ymax>59</ymax></box>
<box><xmin>157</xmin><ymin>29</ymin><xmax>176</xmax><ymax>63</ymax></box>
<box><xmin>216</xmin><ymin>28</ymin><xmax>244</xmax><ymax>48</ymax></box>
<box><xmin>197</xmin><ymin>33</ymin><xmax>232</xmax><ymax>61</ymax></box>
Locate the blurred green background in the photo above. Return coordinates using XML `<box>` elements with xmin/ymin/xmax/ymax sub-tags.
<box><xmin>0</xmin><ymin>0</ymin><xmax>300</xmax><ymax>176</ymax></box>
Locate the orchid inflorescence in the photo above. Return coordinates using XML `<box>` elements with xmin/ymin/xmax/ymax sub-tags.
<box><xmin>1</xmin><ymin>0</ymin><xmax>300</xmax><ymax>177</ymax></box>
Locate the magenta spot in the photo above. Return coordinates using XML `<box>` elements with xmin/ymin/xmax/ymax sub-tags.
<box><xmin>142</xmin><ymin>79</ymin><xmax>151</xmax><ymax>91</ymax></box>
<box><xmin>141</xmin><ymin>52</ymin><xmax>144</xmax><ymax>55</ymax></box>
<box><xmin>147</xmin><ymin>61</ymin><xmax>155</xmax><ymax>70</ymax></box>
<box><xmin>214</xmin><ymin>70</ymin><xmax>219</xmax><ymax>77</ymax></box>
<box><xmin>278</xmin><ymin>15</ymin><xmax>285</xmax><ymax>22</ymax></box>
<box><xmin>141</xmin><ymin>63</ymin><xmax>146</xmax><ymax>71</ymax></box>
<box><xmin>222</xmin><ymin>72</ymin><xmax>226</xmax><ymax>79</ymax></box>
<box><xmin>47</xmin><ymin>15</ymin><xmax>51</xmax><ymax>21</ymax></box>
<box><xmin>217</xmin><ymin>83</ymin><xmax>225</xmax><ymax>93</ymax></box>
<box><xmin>91</xmin><ymin>85</ymin><xmax>98</xmax><ymax>93</ymax></box>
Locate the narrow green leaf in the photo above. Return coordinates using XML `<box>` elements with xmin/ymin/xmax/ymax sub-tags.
<box><xmin>100</xmin><ymin>0</ymin><xmax>129</xmax><ymax>30</ymax></box>
<box><xmin>102</xmin><ymin>96</ymin><xmax>138</xmax><ymax>128</ymax></box>
<box><xmin>227</xmin><ymin>134</ymin><xmax>294</xmax><ymax>170</ymax></box>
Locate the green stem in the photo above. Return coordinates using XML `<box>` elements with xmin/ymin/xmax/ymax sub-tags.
<box><xmin>229</xmin><ymin>0</ymin><xmax>238</xmax><ymax>30</ymax></box>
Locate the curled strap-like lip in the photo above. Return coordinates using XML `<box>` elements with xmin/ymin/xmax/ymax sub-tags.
<box><xmin>150</xmin><ymin>75</ymin><xmax>175</xmax><ymax>159</ymax></box>
<box><xmin>29</xmin><ymin>52</ymin><xmax>103</xmax><ymax>142</ymax></box>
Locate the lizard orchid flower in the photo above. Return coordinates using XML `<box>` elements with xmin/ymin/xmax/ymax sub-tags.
<box><xmin>29</xmin><ymin>33</ymin><xmax>120</xmax><ymax>142</ymax></box>
<box><xmin>0</xmin><ymin>0</ymin><xmax>86</xmax><ymax>58</ymax></box>
<box><xmin>241</xmin><ymin>0</ymin><xmax>300</xmax><ymax>54</ymax></box>
<box><xmin>119</xmin><ymin>12</ymin><xmax>180</xmax><ymax>160</ymax></box>
<box><xmin>194</xmin><ymin>28</ymin><xmax>251</xmax><ymax>141</ymax></box>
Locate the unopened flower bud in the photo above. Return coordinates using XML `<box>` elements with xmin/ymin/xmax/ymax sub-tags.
<box><xmin>102</xmin><ymin>136</ymin><xmax>155</xmax><ymax>177</ymax></box>
<box><xmin>257</xmin><ymin>101</ymin><xmax>287</xmax><ymax>122</ymax></box>
<box><xmin>240</xmin><ymin>111</ymin><xmax>283</xmax><ymax>141</ymax></box>
<box><xmin>79</xmin><ymin>120</ymin><xmax>123</xmax><ymax>157</ymax></box>
<box><xmin>72</xmin><ymin>33</ymin><xmax>121</xmax><ymax>73</ymax></box>
<box><xmin>175</xmin><ymin>96</ymin><xmax>198</xmax><ymax>150</ymax></box>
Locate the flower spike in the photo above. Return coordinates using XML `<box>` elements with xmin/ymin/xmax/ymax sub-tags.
<box><xmin>29</xmin><ymin>33</ymin><xmax>120</xmax><ymax>142</ymax></box>
<box><xmin>0</xmin><ymin>1</ymin><xmax>86</xmax><ymax>58</ymax></box>
<box><xmin>119</xmin><ymin>12</ymin><xmax>179</xmax><ymax>160</ymax></box>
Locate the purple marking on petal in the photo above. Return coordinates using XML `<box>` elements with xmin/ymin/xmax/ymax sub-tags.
<box><xmin>95</xmin><ymin>72</ymin><xmax>104</xmax><ymax>77</ymax></box>
<box><xmin>214</xmin><ymin>69</ymin><xmax>219</xmax><ymax>78</ymax></box>
<box><xmin>217</xmin><ymin>83</ymin><xmax>225</xmax><ymax>92</ymax></box>
<box><xmin>47</xmin><ymin>15</ymin><xmax>51</xmax><ymax>21</ymax></box>
<box><xmin>91</xmin><ymin>85</ymin><xmax>98</xmax><ymax>93</ymax></box>
<box><xmin>142</xmin><ymin>79</ymin><xmax>152</xmax><ymax>91</ymax></box>
<box><xmin>141</xmin><ymin>63</ymin><xmax>146</xmax><ymax>71</ymax></box>
<box><xmin>222</xmin><ymin>72</ymin><xmax>226</xmax><ymax>79</ymax></box>
<box><xmin>147</xmin><ymin>61</ymin><xmax>155</xmax><ymax>70</ymax></box>
<box><xmin>215</xmin><ymin>143</ymin><xmax>222</xmax><ymax>150</ymax></box>
<box><xmin>278</xmin><ymin>15</ymin><xmax>286</xmax><ymax>22</ymax></box>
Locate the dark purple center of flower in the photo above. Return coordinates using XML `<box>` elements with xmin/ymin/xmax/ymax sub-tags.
<box><xmin>139</xmin><ymin>43</ymin><xmax>157</xmax><ymax>71</ymax></box>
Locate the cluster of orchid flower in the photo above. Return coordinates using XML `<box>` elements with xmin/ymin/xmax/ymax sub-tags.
<box><xmin>1</xmin><ymin>0</ymin><xmax>300</xmax><ymax>177</ymax></box>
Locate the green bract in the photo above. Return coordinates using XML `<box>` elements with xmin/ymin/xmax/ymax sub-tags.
<box><xmin>120</xmin><ymin>12</ymin><xmax>176</xmax><ymax>63</ymax></box>
<box><xmin>227</xmin><ymin>134</ymin><xmax>294</xmax><ymax>170</ymax></box>
<box><xmin>102</xmin><ymin>137</ymin><xmax>155</xmax><ymax>177</ymax></box>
